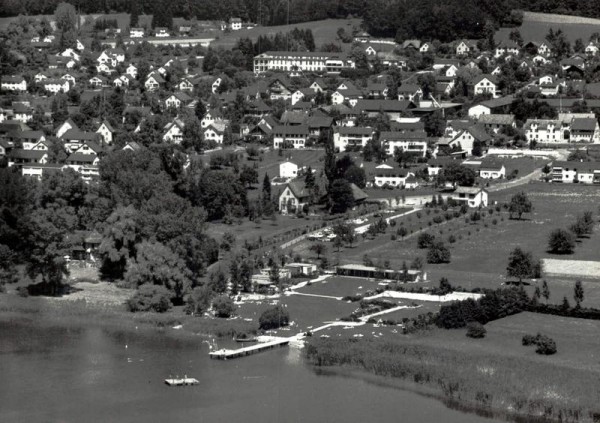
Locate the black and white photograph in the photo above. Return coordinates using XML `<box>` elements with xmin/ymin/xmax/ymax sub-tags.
<box><xmin>1</xmin><ymin>0</ymin><xmax>600</xmax><ymax>421</ymax></box>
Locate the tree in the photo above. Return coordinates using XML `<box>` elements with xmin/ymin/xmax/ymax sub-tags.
<box><xmin>259</xmin><ymin>305</ymin><xmax>290</xmax><ymax>330</ymax></box>
<box><xmin>506</xmin><ymin>247</ymin><xmax>535</xmax><ymax>283</ymax></box>
<box><xmin>262</xmin><ymin>173</ymin><xmax>271</xmax><ymax>201</ymax></box>
<box><xmin>208</xmin><ymin>268</ymin><xmax>228</xmax><ymax>294</ymax></box>
<box><xmin>54</xmin><ymin>2</ymin><xmax>77</xmax><ymax>33</ymax></box>
<box><xmin>417</xmin><ymin>233</ymin><xmax>435</xmax><ymax>249</ymax></box>
<box><xmin>239</xmin><ymin>166</ymin><xmax>258</xmax><ymax>188</ymax></box>
<box><xmin>427</xmin><ymin>242</ymin><xmax>451</xmax><ymax>264</ymax></box>
<box><xmin>99</xmin><ymin>206</ymin><xmax>140</xmax><ymax>280</ymax></box>
<box><xmin>310</xmin><ymin>243</ymin><xmax>326</xmax><ymax>259</ymax></box>
<box><xmin>129</xmin><ymin>0</ymin><xmax>140</xmax><ymax>28</ymax></box>
<box><xmin>182</xmin><ymin>117</ymin><xmax>204</xmax><ymax>152</ymax></box>
<box><xmin>127</xmin><ymin>284</ymin><xmax>172</xmax><ymax>313</ymax></box>
<box><xmin>508</xmin><ymin>192</ymin><xmax>532</xmax><ymax>220</ymax></box>
<box><xmin>185</xmin><ymin>285</ymin><xmax>213</xmax><ymax>315</ymax></box>
<box><xmin>574</xmin><ymin>280</ymin><xmax>584</xmax><ymax>308</ymax></box>
<box><xmin>542</xmin><ymin>280</ymin><xmax>550</xmax><ymax>303</ymax></box>
<box><xmin>124</xmin><ymin>241</ymin><xmax>192</xmax><ymax>304</ymax></box>
<box><xmin>329</xmin><ymin>179</ymin><xmax>355</xmax><ymax>214</ymax></box>
<box><xmin>213</xmin><ymin>295</ymin><xmax>235</xmax><ymax>318</ymax></box>
<box><xmin>397</xmin><ymin>226</ymin><xmax>408</xmax><ymax>239</ymax></box>
<box><xmin>548</xmin><ymin>228</ymin><xmax>575</xmax><ymax>254</ymax></box>
<box><xmin>439</xmin><ymin>277</ymin><xmax>452</xmax><ymax>294</ymax></box>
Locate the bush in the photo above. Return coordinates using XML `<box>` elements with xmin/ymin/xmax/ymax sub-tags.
<box><xmin>127</xmin><ymin>284</ymin><xmax>172</xmax><ymax>313</ymax></box>
<box><xmin>426</xmin><ymin>241</ymin><xmax>451</xmax><ymax>264</ymax></box>
<box><xmin>466</xmin><ymin>322</ymin><xmax>486</xmax><ymax>338</ymax></box>
<box><xmin>259</xmin><ymin>305</ymin><xmax>290</xmax><ymax>330</ymax></box>
<box><xmin>522</xmin><ymin>334</ymin><xmax>537</xmax><ymax>346</ymax></box>
<box><xmin>213</xmin><ymin>295</ymin><xmax>235</xmax><ymax>318</ymax></box>
<box><xmin>548</xmin><ymin>228</ymin><xmax>575</xmax><ymax>254</ymax></box>
<box><xmin>417</xmin><ymin>233</ymin><xmax>435</xmax><ymax>249</ymax></box>
<box><xmin>535</xmin><ymin>336</ymin><xmax>557</xmax><ymax>355</ymax></box>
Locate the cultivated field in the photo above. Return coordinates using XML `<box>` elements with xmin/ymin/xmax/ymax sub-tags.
<box><xmin>496</xmin><ymin>11</ymin><xmax>600</xmax><ymax>43</ymax></box>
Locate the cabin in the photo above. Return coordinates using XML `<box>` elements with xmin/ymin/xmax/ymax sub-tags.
<box><xmin>336</xmin><ymin>264</ymin><xmax>426</xmax><ymax>282</ymax></box>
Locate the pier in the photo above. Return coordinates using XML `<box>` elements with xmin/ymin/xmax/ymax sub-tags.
<box><xmin>209</xmin><ymin>338</ymin><xmax>290</xmax><ymax>360</ymax></box>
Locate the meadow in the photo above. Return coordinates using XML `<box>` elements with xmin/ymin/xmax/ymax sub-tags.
<box><xmin>496</xmin><ymin>11</ymin><xmax>600</xmax><ymax>43</ymax></box>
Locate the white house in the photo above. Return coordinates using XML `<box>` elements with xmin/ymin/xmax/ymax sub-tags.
<box><xmin>230</xmin><ymin>18</ymin><xmax>242</xmax><ymax>31</ymax></box>
<box><xmin>145</xmin><ymin>73</ymin><xmax>165</xmax><ymax>91</ymax></box>
<box><xmin>333</xmin><ymin>126</ymin><xmax>374</xmax><ymax>152</ymax></box>
<box><xmin>570</xmin><ymin>118</ymin><xmax>600</xmax><ymax>143</ymax></box>
<box><xmin>585</xmin><ymin>42</ymin><xmax>599</xmax><ymax>56</ymax></box>
<box><xmin>130</xmin><ymin>28</ymin><xmax>144</xmax><ymax>38</ymax></box>
<box><xmin>162</xmin><ymin>118</ymin><xmax>185</xmax><ymax>143</ymax></box>
<box><xmin>380</xmin><ymin>131</ymin><xmax>428</xmax><ymax>157</ymax></box>
<box><xmin>126</xmin><ymin>63</ymin><xmax>138</xmax><ymax>78</ymax></box>
<box><xmin>452</xmin><ymin>186</ymin><xmax>488</xmax><ymax>208</ymax></box>
<box><xmin>1</xmin><ymin>76</ymin><xmax>28</xmax><ymax>92</ymax></box>
<box><xmin>273</xmin><ymin>125</ymin><xmax>309</xmax><ymax>149</ymax></box>
<box><xmin>552</xmin><ymin>161</ymin><xmax>600</xmax><ymax>184</ymax></box>
<box><xmin>155</xmin><ymin>28</ymin><xmax>170</xmax><ymax>37</ymax></box>
<box><xmin>165</xmin><ymin>92</ymin><xmax>193</xmax><ymax>109</ymax></box>
<box><xmin>373</xmin><ymin>167</ymin><xmax>415</xmax><ymax>188</ymax></box>
<box><xmin>279</xmin><ymin>161</ymin><xmax>299</xmax><ymax>179</ymax></box>
<box><xmin>43</xmin><ymin>78</ymin><xmax>70</xmax><ymax>93</ymax></box>
<box><xmin>479</xmin><ymin>159</ymin><xmax>506</xmax><ymax>179</ymax></box>
<box><xmin>96</xmin><ymin>120</ymin><xmax>115</xmax><ymax>144</ymax></box>
<box><xmin>524</xmin><ymin>119</ymin><xmax>565</xmax><ymax>144</ymax></box>
<box><xmin>473</xmin><ymin>75</ymin><xmax>499</xmax><ymax>98</ymax></box>
<box><xmin>203</xmin><ymin>122</ymin><xmax>226</xmax><ymax>144</ymax></box>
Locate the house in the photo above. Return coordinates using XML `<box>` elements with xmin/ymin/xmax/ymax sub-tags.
<box><xmin>130</xmin><ymin>28</ymin><xmax>144</xmax><ymax>38</ymax></box>
<box><xmin>427</xmin><ymin>157</ymin><xmax>456</xmax><ymax>178</ymax></box>
<box><xmin>155</xmin><ymin>27</ymin><xmax>170</xmax><ymax>37</ymax></box>
<box><xmin>8</xmin><ymin>149</ymin><xmax>48</xmax><ymax>166</ymax></box>
<box><xmin>336</xmin><ymin>264</ymin><xmax>426</xmax><ymax>282</ymax></box>
<box><xmin>65</xmin><ymin>153</ymin><xmax>101</xmax><ymax>181</ymax></box>
<box><xmin>291</xmin><ymin>88</ymin><xmax>314</xmax><ymax>105</ymax></box>
<box><xmin>1</xmin><ymin>75</ymin><xmax>27</xmax><ymax>92</ymax></box>
<box><xmin>552</xmin><ymin>161</ymin><xmax>600</xmax><ymax>184</ymax></box>
<box><xmin>203</xmin><ymin>122</ymin><xmax>227</xmax><ymax>144</ymax></box>
<box><xmin>570</xmin><ymin>118</ymin><xmax>600</xmax><ymax>143</ymax></box>
<box><xmin>96</xmin><ymin>120</ymin><xmax>115</xmax><ymax>144</ymax></box>
<box><xmin>201</xmin><ymin>109</ymin><xmax>224</xmax><ymax>128</ymax></box>
<box><xmin>56</xmin><ymin>118</ymin><xmax>79</xmax><ymax>138</ymax></box>
<box><xmin>397</xmin><ymin>84</ymin><xmax>422</xmax><ymax>102</ymax></box>
<box><xmin>268</xmin><ymin>77</ymin><xmax>293</xmax><ymax>101</ymax></box>
<box><xmin>353</xmin><ymin>99</ymin><xmax>415</xmax><ymax>121</ymax></box>
<box><xmin>306</xmin><ymin>116</ymin><xmax>333</xmax><ymax>137</ymax></box>
<box><xmin>452</xmin><ymin>186</ymin><xmax>488</xmax><ymax>208</ymax></box>
<box><xmin>331</xmin><ymin>88</ymin><xmax>363</xmax><ymax>106</ymax></box>
<box><xmin>61</xmin><ymin>72</ymin><xmax>77</xmax><ymax>85</ymax></box>
<box><xmin>162</xmin><ymin>118</ymin><xmax>185</xmax><ymax>143</ymax></box>
<box><xmin>126</xmin><ymin>63</ymin><xmax>138</xmax><ymax>78</ymax></box>
<box><xmin>12</xmin><ymin>103</ymin><xmax>33</xmax><ymax>123</ymax></box>
<box><xmin>479</xmin><ymin>159</ymin><xmax>506</xmax><ymax>179</ymax></box>
<box><xmin>61</xmin><ymin>129</ymin><xmax>102</xmax><ymax>152</ymax></box>
<box><xmin>16</xmin><ymin>130</ymin><xmax>46</xmax><ymax>149</ymax></box>
<box><xmin>524</xmin><ymin>119</ymin><xmax>565</xmax><ymax>144</ymax></box>
<box><xmin>309</xmin><ymin>79</ymin><xmax>328</xmax><ymax>93</ymax></box>
<box><xmin>468</xmin><ymin>95</ymin><xmax>514</xmax><ymax>117</ymax></box>
<box><xmin>279</xmin><ymin>181</ymin><xmax>311</xmax><ymax>214</ymax></box>
<box><xmin>365</xmin><ymin>82</ymin><xmax>388</xmax><ymax>99</ymax></box>
<box><xmin>273</xmin><ymin>125</ymin><xmax>310</xmax><ymax>149</ymax></box>
<box><xmin>472</xmin><ymin>75</ymin><xmax>499</xmax><ymax>98</ymax></box>
<box><xmin>230</xmin><ymin>17</ymin><xmax>242</xmax><ymax>30</ymax></box>
<box><xmin>379</xmin><ymin>131</ymin><xmax>428</xmax><ymax>157</ymax></box>
<box><xmin>20</xmin><ymin>163</ymin><xmax>64</xmax><ymax>180</ymax></box>
<box><xmin>449</xmin><ymin>126</ymin><xmax>491</xmax><ymax>155</ymax></box>
<box><xmin>89</xmin><ymin>75</ymin><xmax>106</xmax><ymax>87</ymax></box>
<box><xmin>373</xmin><ymin>166</ymin><xmax>415</xmax><ymax>188</ymax></box>
<box><xmin>144</xmin><ymin>73</ymin><xmax>165</xmax><ymax>91</ymax></box>
<box><xmin>279</xmin><ymin>161</ymin><xmax>299</xmax><ymax>179</ymax></box>
<box><xmin>333</xmin><ymin>126</ymin><xmax>374</xmax><ymax>152</ymax></box>
<box><xmin>478</xmin><ymin>114</ymin><xmax>516</xmax><ymax>134</ymax></box>
<box><xmin>585</xmin><ymin>41</ymin><xmax>599</xmax><ymax>56</ymax></box>
<box><xmin>43</xmin><ymin>78</ymin><xmax>70</xmax><ymax>93</ymax></box>
<box><xmin>456</xmin><ymin>40</ymin><xmax>478</xmax><ymax>56</ymax></box>
<box><xmin>165</xmin><ymin>92</ymin><xmax>193</xmax><ymax>109</ymax></box>
<box><xmin>494</xmin><ymin>40</ymin><xmax>520</xmax><ymax>58</ymax></box>
<box><xmin>178</xmin><ymin>77</ymin><xmax>195</xmax><ymax>92</ymax></box>
<box><xmin>419</xmin><ymin>42</ymin><xmax>433</xmax><ymax>53</ymax></box>
<box><xmin>285</xmin><ymin>263</ymin><xmax>318</xmax><ymax>277</ymax></box>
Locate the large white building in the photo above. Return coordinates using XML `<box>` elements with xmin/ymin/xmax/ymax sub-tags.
<box><xmin>380</xmin><ymin>131</ymin><xmax>428</xmax><ymax>157</ymax></box>
<box><xmin>552</xmin><ymin>161</ymin><xmax>600</xmax><ymax>184</ymax></box>
<box><xmin>254</xmin><ymin>51</ymin><xmax>355</xmax><ymax>75</ymax></box>
<box><xmin>333</xmin><ymin>126</ymin><xmax>374</xmax><ymax>152</ymax></box>
<box><xmin>524</xmin><ymin>119</ymin><xmax>565</xmax><ymax>144</ymax></box>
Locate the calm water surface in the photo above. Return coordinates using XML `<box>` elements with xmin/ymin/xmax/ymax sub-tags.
<box><xmin>0</xmin><ymin>321</ymin><xmax>503</xmax><ymax>423</ymax></box>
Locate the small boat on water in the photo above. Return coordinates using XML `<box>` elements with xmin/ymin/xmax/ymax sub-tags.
<box><xmin>165</xmin><ymin>376</ymin><xmax>199</xmax><ymax>386</ymax></box>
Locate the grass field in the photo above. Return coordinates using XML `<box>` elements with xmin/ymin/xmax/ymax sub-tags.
<box><xmin>496</xmin><ymin>11</ymin><xmax>600</xmax><ymax>43</ymax></box>
<box><xmin>211</xmin><ymin>18</ymin><xmax>361</xmax><ymax>50</ymax></box>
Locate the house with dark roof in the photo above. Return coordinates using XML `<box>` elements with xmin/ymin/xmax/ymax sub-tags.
<box><xmin>273</xmin><ymin>125</ymin><xmax>310</xmax><ymax>149</ymax></box>
<box><xmin>452</xmin><ymin>186</ymin><xmax>488</xmax><ymax>208</ymax></box>
<box><xmin>373</xmin><ymin>166</ymin><xmax>415</xmax><ymax>188</ymax></box>
<box><xmin>279</xmin><ymin>181</ymin><xmax>311</xmax><ymax>214</ymax></box>
<box><xmin>353</xmin><ymin>99</ymin><xmax>415</xmax><ymax>120</ymax></box>
<box><xmin>472</xmin><ymin>74</ymin><xmax>499</xmax><ymax>98</ymax></box>
<box><xmin>8</xmin><ymin>149</ymin><xmax>48</xmax><ymax>166</ymax></box>
<box><xmin>570</xmin><ymin>118</ymin><xmax>600</xmax><ymax>143</ymax></box>
<box><xmin>60</xmin><ymin>128</ymin><xmax>102</xmax><ymax>152</ymax></box>
<box><xmin>478</xmin><ymin>114</ymin><xmax>516</xmax><ymax>134</ymax></box>
<box><xmin>479</xmin><ymin>159</ymin><xmax>506</xmax><ymax>179</ymax></box>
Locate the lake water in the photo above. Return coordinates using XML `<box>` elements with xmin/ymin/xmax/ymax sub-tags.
<box><xmin>0</xmin><ymin>321</ymin><xmax>503</xmax><ymax>423</ymax></box>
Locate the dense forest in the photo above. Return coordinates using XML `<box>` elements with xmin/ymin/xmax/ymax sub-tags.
<box><xmin>4</xmin><ymin>0</ymin><xmax>600</xmax><ymax>43</ymax></box>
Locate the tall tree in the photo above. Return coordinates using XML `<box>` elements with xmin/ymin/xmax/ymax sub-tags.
<box><xmin>130</xmin><ymin>0</ymin><xmax>140</xmax><ymax>28</ymax></box>
<box><xmin>506</xmin><ymin>247</ymin><xmax>535</xmax><ymax>284</ymax></box>
<box><xmin>262</xmin><ymin>173</ymin><xmax>271</xmax><ymax>201</ymax></box>
<box><xmin>508</xmin><ymin>192</ymin><xmax>532</xmax><ymax>220</ymax></box>
<box><xmin>574</xmin><ymin>280</ymin><xmax>584</xmax><ymax>308</ymax></box>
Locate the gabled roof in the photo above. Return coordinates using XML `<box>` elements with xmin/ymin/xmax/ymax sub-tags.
<box><xmin>480</xmin><ymin>159</ymin><xmax>505</xmax><ymax>171</ymax></box>
<box><xmin>66</xmin><ymin>153</ymin><xmax>98</xmax><ymax>163</ymax></box>
<box><xmin>98</xmin><ymin>120</ymin><xmax>115</xmax><ymax>132</ymax></box>
<box><xmin>287</xmin><ymin>181</ymin><xmax>310</xmax><ymax>199</ymax></box>
<box><xmin>61</xmin><ymin>128</ymin><xmax>100</xmax><ymax>141</ymax></box>
<box><xmin>353</xmin><ymin>99</ymin><xmax>414</xmax><ymax>113</ymax></box>
<box><xmin>273</xmin><ymin>125</ymin><xmax>309</xmax><ymax>136</ymax></box>
<box><xmin>571</xmin><ymin>118</ymin><xmax>597</xmax><ymax>132</ymax></box>
<box><xmin>9</xmin><ymin>149</ymin><xmax>47</xmax><ymax>159</ymax></box>
<box><xmin>473</xmin><ymin>74</ymin><xmax>498</xmax><ymax>85</ymax></box>
<box><xmin>478</xmin><ymin>114</ymin><xmax>515</xmax><ymax>125</ymax></box>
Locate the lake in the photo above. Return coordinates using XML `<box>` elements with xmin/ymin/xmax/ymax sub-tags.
<box><xmin>0</xmin><ymin>321</ymin><xmax>503</xmax><ymax>423</ymax></box>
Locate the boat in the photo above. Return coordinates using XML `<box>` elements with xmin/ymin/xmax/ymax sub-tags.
<box><xmin>164</xmin><ymin>375</ymin><xmax>199</xmax><ymax>386</ymax></box>
<box><xmin>234</xmin><ymin>336</ymin><xmax>258</xmax><ymax>343</ymax></box>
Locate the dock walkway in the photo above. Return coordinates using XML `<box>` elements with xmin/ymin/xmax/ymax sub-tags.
<box><xmin>209</xmin><ymin>338</ymin><xmax>290</xmax><ymax>360</ymax></box>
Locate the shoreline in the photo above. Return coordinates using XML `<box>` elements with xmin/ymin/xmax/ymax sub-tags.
<box><xmin>0</xmin><ymin>293</ymin><xmax>257</xmax><ymax>341</ymax></box>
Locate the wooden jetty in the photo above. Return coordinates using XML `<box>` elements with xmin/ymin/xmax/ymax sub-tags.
<box><xmin>209</xmin><ymin>338</ymin><xmax>290</xmax><ymax>360</ymax></box>
<box><xmin>164</xmin><ymin>377</ymin><xmax>199</xmax><ymax>386</ymax></box>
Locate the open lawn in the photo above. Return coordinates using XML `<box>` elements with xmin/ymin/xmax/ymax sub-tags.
<box><xmin>211</xmin><ymin>18</ymin><xmax>361</xmax><ymax>50</ymax></box>
<box><xmin>496</xmin><ymin>11</ymin><xmax>600</xmax><ymax>43</ymax></box>
<box><xmin>307</xmin><ymin>182</ymin><xmax>600</xmax><ymax>308</ymax></box>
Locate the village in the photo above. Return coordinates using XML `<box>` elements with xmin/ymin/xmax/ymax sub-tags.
<box><xmin>2</xmin><ymin>1</ymin><xmax>600</xmax><ymax>422</ymax></box>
